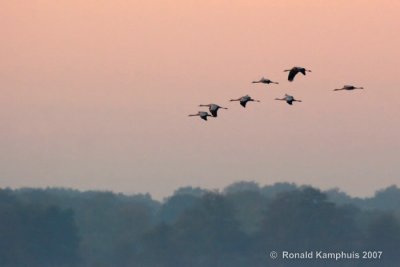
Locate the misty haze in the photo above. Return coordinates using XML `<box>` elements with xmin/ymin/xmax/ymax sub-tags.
<box><xmin>2</xmin><ymin>182</ymin><xmax>400</xmax><ymax>266</ymax></box>
<box><xmin>1</xmin><ymin>0</ymin><xmax>400</xmax><ymax>266</ymax></box>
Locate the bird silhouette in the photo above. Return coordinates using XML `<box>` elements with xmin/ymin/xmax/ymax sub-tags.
<box><xmin>188</xmin><ymin>111</ymin><xmax>213</xmax><ymax>121</ymax></box>
<box><xmin>198</xmin><ymin>104</ymin><xmax>228</xmax><ymax>117</ymax></box>
<box><xmin>252</xmin><ymin>77</ymin><xmax>279</xmax><ymax>85</ymax></box>
<box><xmin>275</xmin><ymin>94</ymin><xmax>302</xmax><ymax>105</ymax></box>
<box><xmin>334</xmin><ymin>85</ymin><xmax>364</xmax><ymax>91</ymax></box>
<box><xmin>230</xmin><ymin>95</ymin><xmax>260</xmax><ymax>108</ymax></box>
<box><xmin>284</xmin><ymin>67</ymin><xmax>311</xmax><ymax>82</ymax></box>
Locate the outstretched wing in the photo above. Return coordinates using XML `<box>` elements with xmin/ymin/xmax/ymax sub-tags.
<box><xmin>288</xmin><ymin>69</ymin><xmax>298</xmax><ymax>82</ymax></box>
<box><xmin>240</xmin><ymin>100</ymin><xmax>247</xmax><ymax>108</ymax></box>
<box><xmin>299</xmin><ymin>68</ymin><xmax>306</xmax><ymax>76</ymax></box>
<box><xmin>210</xmin><ymin>109</ymin><xmax>218</xmax><ymax>117</ymax></box>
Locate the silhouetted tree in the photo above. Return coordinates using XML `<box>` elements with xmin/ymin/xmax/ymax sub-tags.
<box><xmin>157</xmin><ymin>193</ymin><xmax>198</xmax><ymax>223</ymax></box>
<box><xmin>0</xmin><ymin>190</ymin><xmax>80</xmax><ymax>267</ymax></box>
<box><xmin>260</xmin><ymin>187</ymin><xmax>361</xmax><ymax>251</ymax></box>
<box><xmin>225</xmin><ymin>190</ymin><xmax>268</xmax><ymax>234</ymax></box>
<box><xmin>363</xmin><ymin>213</ymin><xmax>400</xmax><ymax>266</ymax></box>
<box><xmin>224</xmin><ymin>181</ymin><xmax>260</xmax><ymax>194</ymax></box>
<box><xmin>261</xmin><ymin>182</ymin><xmax>298</xmax><ymax>198</ymax></box>
<box><xmin>3</xmin><ymin>183</ymin><xmax>400</xmax><ymax>267</ymax></box>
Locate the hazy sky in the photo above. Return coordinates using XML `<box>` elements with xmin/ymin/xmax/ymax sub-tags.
<box><xmin>1</xmin><ymin>0</ymin><xmax>400</xmax><ymax>199</ymax></box>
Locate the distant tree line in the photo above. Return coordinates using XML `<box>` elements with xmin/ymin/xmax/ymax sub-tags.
<box><xmin>1</xmin><ymin>182</ymin><xmax>400</xmax><ymax>266</ymax></box>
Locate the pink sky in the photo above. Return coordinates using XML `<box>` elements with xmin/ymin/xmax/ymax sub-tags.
<box><xmin>1</xmin><ymin>0</ymin><xmax>400</xmax><ymax>199</ymax></box>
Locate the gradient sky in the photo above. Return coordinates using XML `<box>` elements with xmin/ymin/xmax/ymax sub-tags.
<box><xmin>1</xmin><ymin>0</ymin><xmax>400</xmax><ymax>199</ymax></box>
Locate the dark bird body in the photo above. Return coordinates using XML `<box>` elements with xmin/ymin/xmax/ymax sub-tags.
<box><xmin>284</xmin><ymin>66</ymin><xmax>311</xmax><ymax>82</ymax></box>
<box><xmin>188</xmin><ymin>111</ymin><xmax>212</xmax><ymax>121</ymax></box>
<box><xmin>199</xmin><ymin>104</ymin><xmax>228</xmax><ymax>117</ymax></box>
<box><xmin>230</xmin><ymin>95</ymin><xmax>260</xmax><ymax>108</ymax></box>
<box><xmin>275</xmin><ymin>94</ymin><xmax>302</xmax><ymax>105</ymax></box>
<box><xmin>334</xmin><ymin>85</ymin><xmax>364</xmax><ymax>91</ymax></box>
<box><xmin>252</xmin><ymin>77</ymin><xmax>279</xmax><ymax>85</ymax></box>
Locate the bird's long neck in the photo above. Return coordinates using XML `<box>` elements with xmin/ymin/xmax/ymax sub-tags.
<box><xmin>199</xmin><ymin>104</ymin><xmax>210</xmax><ymax>107</ymax></box>
<box><xmin>230</xmin><ymin>98</ymin><xmax>240</xmax><ymax>101</ymax></box>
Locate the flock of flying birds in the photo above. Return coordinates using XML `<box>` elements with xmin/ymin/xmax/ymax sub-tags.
<box><xmin>189</xmin><ymin>66</ymin><xmax>364</xmax><ymax>121</ymax></box>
